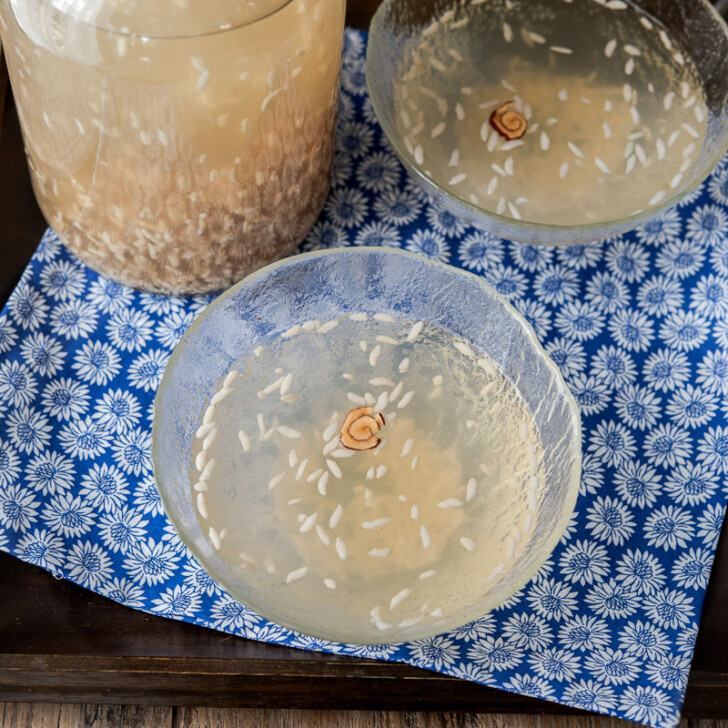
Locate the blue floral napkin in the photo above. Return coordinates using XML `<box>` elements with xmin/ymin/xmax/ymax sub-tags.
<box><xmin>2</xmin><ymin>28</ymin><xmax>728</xmax><ymax>728</ymax></box>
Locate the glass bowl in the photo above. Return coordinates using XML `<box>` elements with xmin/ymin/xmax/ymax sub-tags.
<box><xmin>366</xmin><ymin>0</ymin><xmax>728</xmax><ymax>246</ymax></box>
<box><xmin>152</xmin><ymin>247</ymin><xmax>581</xmax><ymax>644</ymax></box>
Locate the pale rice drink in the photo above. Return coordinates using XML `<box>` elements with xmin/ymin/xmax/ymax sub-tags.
<box><xmin>394</xmin><ymin>0</ymin><xmax>708</xmax><ymax>226</ymax></box>
<box><xmin>0</xmin><ymin>0</ymin><xmax>344</xmax><ymax>293</ymax></box>
<box><xmin>191</xmin><ymin>313</ymin><xmax>544</xmax><ymax>640</ymax></box>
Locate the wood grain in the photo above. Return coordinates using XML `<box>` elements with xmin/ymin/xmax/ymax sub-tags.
<box><xmin>0</xmin><ymin>703</ymin><xmax>173</xmax><ymax>728</ymax></box>
<box><xmin>0</xmin><ymin>706</ymin><xmax>700</xmax><ymax>728</ymax></box>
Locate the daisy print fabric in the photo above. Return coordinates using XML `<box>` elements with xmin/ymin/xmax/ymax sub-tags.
<box><xmin>2</xmin><ymin>29</ymin><xmax>728</xmax><ymax>728</ymax></box>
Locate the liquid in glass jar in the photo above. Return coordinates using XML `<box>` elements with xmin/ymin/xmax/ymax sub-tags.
<box><xmin>0</xmin><ymin>0</ymin><xmax>345</xmax><ymax>293</ymax></box>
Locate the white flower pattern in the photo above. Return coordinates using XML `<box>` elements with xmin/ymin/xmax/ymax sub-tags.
<box><xmin>0</xmin><ymin>30</ymin><xmax>725</xmax><ymax>728</ymax></box>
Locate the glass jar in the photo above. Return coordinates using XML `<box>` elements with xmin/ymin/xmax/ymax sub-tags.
<box><xmin>0</xmin><ymin>0</ymin><xmax>345</xmax><ymax>294</ymax></box>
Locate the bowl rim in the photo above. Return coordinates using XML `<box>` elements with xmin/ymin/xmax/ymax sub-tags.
<box><xmin>365</xmin><ymin>0</ymin><xmax>728</xmax><ymax>239</ymax></box>
<box><xmin>152</xmin><ymin>246</ymin><xmax>583</xmax><ymax>644</ymax></box>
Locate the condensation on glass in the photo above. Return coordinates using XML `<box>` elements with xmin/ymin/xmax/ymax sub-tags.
<box><xmin>0</xmin><ymin>0</ymin><xmax>345</xmax><ymax>293</ymax></box>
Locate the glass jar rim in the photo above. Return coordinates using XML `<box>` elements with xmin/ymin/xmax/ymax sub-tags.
<box><xmin>25</xmin><ymin>0</ymin><xmax>294</xmax><ymax>40</ymax></box>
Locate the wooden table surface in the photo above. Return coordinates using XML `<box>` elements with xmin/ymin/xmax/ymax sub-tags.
<box><xmin>2</xmin><ymin>0</ymin><xmax>728</xmax><ymax>721</ymax></box>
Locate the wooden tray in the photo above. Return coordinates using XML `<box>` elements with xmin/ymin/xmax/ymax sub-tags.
<box><xmin>1</xmin><ymin>3</ymin><xmax>728</xmax><ymax>715</ymax></box>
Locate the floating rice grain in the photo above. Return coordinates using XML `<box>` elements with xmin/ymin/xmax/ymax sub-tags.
<box><xmin>316</xmin><ymin>525</ymin><xmax>331</xmax><ymax>546</ymax></box>
<box><xmin>329</xmin><ymin>504</ymin><xmax>343</xmax><ymax>529</ymax></box>
<box><xmin>196</xmin><ymin>492</ymin><xmax>208</xmax><ymax>519</ymax></box>
<box><xmin>335</xmin><ymin>537</ymin><xmax>347</xmax><ymax>560</ymax></box>
<box><xmin>438</xmin><ymin>498</ymin><xmax>463</xmax><ymax>508</ymax></box>
<box><xmin>318</xmin><ymin>471</ymin><xmax>329</xmax><ymax>496</ymax></box>
<box><xmin>369</xmin><ymin>548</ymin><xmax>392</xmax><ymax>558</ymax></box>
<box><xmin>431</xmin><ymin>122</ymin><xmax>446</xmax><ymax>138</ymax></box>
<box><xmin>299</xmin><ymin>513</ymin><xmax>317</xmax><ymax>533</ymax></box>
<box><xmin>295</xmin><ymin>458</ymin><xmax>308</xmax><ymax>481</ymax></box>
<box><xmin>211</xmin><ymin>387</ymin><xmax>231</xmax><ymax>405</ymax></box>
<box><xmin>203</xmin><ymin>404</ymin><xmax>216</xmax><ymax>424</ymax></box>
<box><xmin>370</xmin><ymin>606</ymin><xmax>391</xmax><ymax>631</ymax></box>
<box><xmin>568</xmin><ymin>142</ymin><xmax>584</xmax><ymax>159</ymax></box>
<box><xmin>419</xmin><ymin>525</ymin><xmax>432</xmax><ymax>549</ymax></box>
<box><xmin>460</xmin><ymin>536</ymin><xmax>476</xmax><ymax>552</ymax></box>
<box><xmin>362</xmin><ymin>517</ymin><xmax>390</xmax><ymax>530</ymax></box>
<box><xmin>466</xmin><ymin>477</ymin><xmax>478</xmax><ymax>501</ymax></box>
<box><xmin>419</xmin><ymin>570</ymin><xmax>436</xmax><ymax>579</ymax></box>
<box><xmin>286</xmin><ymin>566</ymin><xmax>308</xmax><ymax>584</ymax></box>
<box><xmin>209</xmin><ymin>527</ymin><xmax>221</xmax><ymax>550</ymax></box>
<box><xmin>398</xmin><ymin>391</ymin><xmax>415</xmax><ymax>409</ymax></box>
<box><xmin>410</xmin><ymin>504</ymin><xmax>420</xmax><ymax>520</ymax></box>
<box><xmin>595</xmin><ymin>157</ymin><xmax>611</xmax><ymax>174</ymax></box>
<box><xmin>389</xmin><ymin>589</ymin><xmax>411</xmax><ymax>610</ymax></box>
<box><xmin>317</xmin><ymin>320</ymin><xmax>339</xmax><ymax>334</ymax></box>
<box><xmin>268</xmin><ymin>473</ymin><xmax>285</xmax><ymax>490</ymax></box>
<box><xmin>307</xmin><ymin>468</ymin><xmax>323</xmax><ymax>483</ymax></box>
<box><xmin>277</xmin><ymin>425</ymin><xmax>301</xmax><ymax>439</ymax></box>
<box><xmin>202</xmin><ymin>428</ymin><xmax>218</xmax><ymax>450</ymax></box>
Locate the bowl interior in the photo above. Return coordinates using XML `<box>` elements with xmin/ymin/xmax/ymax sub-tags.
<box><xmin>152</xmin><ymin>247</ymin><xmax>581</xmax><ymax>644</ymax></box>
<box><xmin>366</xmin><ymin>0</ymin><xmax>728</xmax><ymax>245</ymax></box>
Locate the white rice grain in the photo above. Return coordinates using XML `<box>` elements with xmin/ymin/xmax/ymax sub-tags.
<box><xmin>460</xmin><ymin>536</ymin><xmax>476</xmax><ymax>552</ymax></box>
<box><xmin>286</xmin><ymin>566</ymin><xmax>308</xmax><ymax>584</ymax></box>
<box><xmin>196</xmin><ymin>493</ymin><xmax>208</xmax><ymax>519</ymax></box>
<box><xmin>277</xmin><ymin>425</ymin><xmax>301</xmax><ymax>439</ymax></box>
<box><xmin>211</xmin><ymin>387</ymin><xmax>231</xmax><ymax>405</ymax></box>
<box><xmin>398</xmin><ymin>391</ymin><xmax>415</xmax><ymax>409</ymax></box>
<box><xmin>369</xmin><ymin>345</ymin><xmax>382</xmax><ymax>367</ymax></box>
<box><xmin>268</xmin><ymin>473</ymin><xmax>285</xmax><ymax>490</ymax></box>
<box><xmin>362</xmin><ymin>517</ymin><xmax>390</xmax><ymax>529</ymax></box>
<box><xmin>326</xmin><ymin>459</ymin><xmax>342</xmax><ymax>479</ymax></box>
<box><xmin>317</xmin><ymin>320</ymin><xmax>339</xmax><ymax>334</ymax></box>
<box><xmin>389</xmin><ymin>589</ymin><xmax>411</xmax><ymax>610</ymax></box>
<box><xmin>299</xmin><ymin>512</ymin><xmax>317</xmax><ymax>533</ymax></box>
<box><xmin>438</xmin><ymin>498</ymin><xmax>463</xmax><ymax>508</ymax></box>
<box><xmin>316</xmin><ymin>525</ymin><xmax>331</xmax><ymax>545</ymax></box>
<box><xmin>329</xmin><ymin>504</ymin><xmax>343</xmax><ymax>529</ymax></box>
